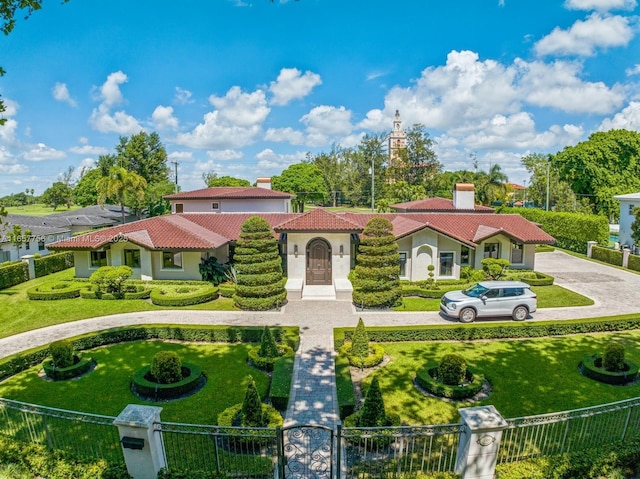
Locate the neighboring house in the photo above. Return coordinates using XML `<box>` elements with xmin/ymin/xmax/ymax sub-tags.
<box><xmin>614</xmin><ymin>192</ymin><xmax>640</xmax><ymax>249</ymax></box>
<box><xmin>48</xmin><ymin>188</ymin><xmax>555</xmax><ymax>299</ymax></box>
<box><xmin>164</xmin><ymin>180</ymin><xmax>293</xmax><ymax>214</ymax></box>
<box><xmin>391</xmin><ymin>183</ymin><xmax>494</xmax><ymax>213</ymax></box>
<box><xmin>0</xmin><ymin>215</ymin><xmax>71</xmax><ymax>262</ymax></box>
<box><xmin>44</xmin><ymin>205</ymin><xmax>135</xmax><ymax>233</ymax></box>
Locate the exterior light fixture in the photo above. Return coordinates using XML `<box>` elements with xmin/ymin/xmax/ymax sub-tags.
<box><xmin>294</xmin><ymin>244</ymin><xmax>298</xmax><ymax>257</ymax></box>
<box><xmin>339</xmin><ymin>245</ymin><xmax>344</xmax><ymax>257</ymax></box>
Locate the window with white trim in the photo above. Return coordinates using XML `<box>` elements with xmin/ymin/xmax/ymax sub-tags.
<box><xmin>511</xmin><ymin>241</ymin><xmax>524</xmax><ymax>264</ymax></box>
<box><xmin>124</xmin><ymin>249</ymin><xmax>141</xmax><ymax>268</ymax></box>
<box><xmin>483</xmin><ymin>242</ymin><xmax>499</xmax><ymax>259</ymax></box>
<box><xmin>90</xmin><ymin>251</ymin><xmax>107</xmax><ymax>268</ymax></box>
<box><xmin>212</xmin><ymin>202</ymin><xmax>220</xmax><ymax>210</ymax></box>
<box><xmin>439</xmin><ymin>252</ymin><xmax>454</xmax><ymax>277</ymax></box>
<box><xmin>460</xmin><ymin>246</ymin><xmax>470</xmax><ymax>266</ymax></box>
<box><xmin>398</xmin><ymin>252</ymin><xmax>408</xmax><ymax>277</ymax></box>
<box><xmin>162</xmin><ymin>251</ymin><xmax>183</xmax><ymax>269</ymax></box>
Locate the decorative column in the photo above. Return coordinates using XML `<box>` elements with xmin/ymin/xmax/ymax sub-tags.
<box><xmin>455</xmin><ymin>405</ymin><xmax>508</xmax><ymax>479</ymax></box>
<box><xmin>586</xmin><ymin>241</ymin><xmax>598</xmax><ymax>258</ymax></box>
<box><xmin>21</xmin><ymin>255</ymin><xmax>36</xmax><ymax>280</ymax></box>
<box><xmin>113</xmin><ymin>405</ymin><xmax>166</xmax><ymax>479</ymax></box>
<box><xmin>622</xmin><ymin>248</ymin><xmax>631</xmax><ymax>268</ymax></box>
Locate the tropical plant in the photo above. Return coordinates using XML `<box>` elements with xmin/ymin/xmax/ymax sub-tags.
<box><xmin>199</xmin><ymin>256</ymin><xmax>228</xmax><ymax>285</ymax></box>
<box><xmin>96</xmin><ymin>166</ymin><xmax>147</xmax><ymax>224</ymax></box>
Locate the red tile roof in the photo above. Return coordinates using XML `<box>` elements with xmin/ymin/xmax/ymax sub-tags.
<box><xmin>274</xmin><ymin>208</ymin><xmax>362</xmax><ymax>232</ymax></box>
<box><xmin>49</xmin><ymin>210</ymin><xmax>554</xmax><ymax>251</ymax></box>
<box><xmin>390</xmin><ymin>197</ymin><xmax>494</xmax><ymax>213</ymax></box>
<box><xmin>164</xmin><ymin>187</ymin><xmax>292</xmax><ymax>200</ymax></box>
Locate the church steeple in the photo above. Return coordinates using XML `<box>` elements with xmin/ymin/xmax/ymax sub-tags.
<box><xmin>388</xmin><ymin>109</ymin><xmax>407</xmax><ymax>166</ymax></box>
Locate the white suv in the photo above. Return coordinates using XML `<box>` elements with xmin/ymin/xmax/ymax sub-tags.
<box><xmin>440</xmin><ymin>281</ymin><xmax>537</xmax><ymax>323</ymax></box>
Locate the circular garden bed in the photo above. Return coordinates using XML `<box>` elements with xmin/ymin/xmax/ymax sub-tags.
<box><xmin>415</xmin><ymin>363</ymin><xmax>486</xmax><ymax>400</ymax></box>
<box><xmin>42</xmin><ymin>354</ymin><xmax>94</xmax><ymax>381</ymax></box>
<box><xmin>580</xmin><ymin>354</ymin><xmax>639</xmax><ymax>385</ymax></box>
<box><xmin>131</xmin><ymin>362</ymin><xmax>205</xmax><ymax>401</ymax></box>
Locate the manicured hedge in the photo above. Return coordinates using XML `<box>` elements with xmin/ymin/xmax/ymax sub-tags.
<box><xmin>338</xmin><ymin>343</ymin><xmax>385</xmax><ymax>368</ymax></box>
<box><xmin>518</xmin><ymin>272</ymin><xmax>554</xmax><ymax>286</ymax></box>
<box><xmin>499</xmin><ymin>207</ymin><xmax>608</xmax><ymax>254</ymax></box>
<box><xmin>27</xmin><ymin>282</ymin><xmax>84</xmax><ymax>300</ymax></box>
<box><xmin>0</xmin><ymin>261</ymin><xmax>29</xmax><ymax>290</ymax></box>
<box><xmin>580</xmin><ymin>353</ymin><xmax>639</xmax><ymax>385</ymax></box>
<box><xmin>42</xmin><ymin>355</ymin><xmax>94</xmax><ymax>380</ymax></box>
<box><xmin>150</xmin><ymin>285</ymin><xmax>218</xmax><ymax>306</ymax></box>
<box><xmin>216</xmin><ymin>403</ymin><xmax>283</xmax><ymax>428</ymax></box>
<box><xmin>218</xmin><ymin>283</ymin><xmax>235</xmax><ymax>297</ymax></box>
<box><xmin>591</xmin><ymin>245</ymin><xmax>623</xmax><ymax>267</ymax></box>
<box><xmin>132</xmin><ymin>362</ymin><xmax>204</xmax><ymax>400</ymax></box>
<box><xmin>34</xmin><ymin>251</ymin><xmax>74</xmax><ymax>278</ymax></box>
<box><xmin>0</xmin><ymin>325</ymin><xmax>299</xmax><ymax>382</ymax></box>
<box><xmin>415</xmin><ymin>364</ymin><xmax>485</xmax><ymax>399</ymax></box>
<box><xmin>270</xmin><ymin>356</ymin><xmax>294</xmax><ymax>410</ymax></box>
<box><xmin>628</xmin><ymin>252</ymin><xmax>640</xmax><ymax>272</ymax></box>
<box><xmin>247</xmin><ymin>344</ymin><xmax>294</xmax><ymax>372</ymax></box>
<box><xmin>334</xmin><ymin>315</ymin><xmax>640</xmax><ymax>349</ymax></box>
<box><xmin>335</xmin><ymin>354</ymin><xmax>355</xmax><ymax>419</ymax></box>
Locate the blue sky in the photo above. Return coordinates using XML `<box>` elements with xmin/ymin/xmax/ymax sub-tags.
<box><xmin>1</xmin><ymin>0</ymin><xmax>639</xmax><ymax>198</ymax></box>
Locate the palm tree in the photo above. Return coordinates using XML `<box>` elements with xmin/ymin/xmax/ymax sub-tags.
<box><xmin>476</xmin><ymin>164</ymin><xmax>508</xmax><ymax>205</ymax></box>
<box><xmin>96</xmin><ymin>166</ymin><xmax>147</xmax><ymax>224</ymax></box>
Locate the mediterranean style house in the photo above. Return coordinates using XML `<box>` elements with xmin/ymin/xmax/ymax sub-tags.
<box><xmin>48</xmin><ymin>183</ymin><xmax>555</xmax><ymax>300</ymax></box>
<box><xmin>614</xmin><ymin>192</ymin><xmax>640</xmax><ymax>250</ymax></box>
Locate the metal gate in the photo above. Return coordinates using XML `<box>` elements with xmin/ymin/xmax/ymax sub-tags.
<box><xmin>279</xmin><ymin>425</ymin><xmax>335</xmax><ymax>479</ymax></box>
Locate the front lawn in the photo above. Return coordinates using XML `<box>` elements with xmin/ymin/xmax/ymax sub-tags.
<box><xmin>0</xmin><ymin>269</ymin><xmax>238</xmax><ymax>340</ymax></box>
<box><xmin>361</xmin><ymin>331</ymin><xmax>640</xmax><ymax>425</ymax></box>
<box><xmin>395</xmin><ymin>285</ymin><xmax>593</xmax><ymax>311</ymax></box>
<box><xmin>0</xmin><ymin>340</ymin><xmax>269</xmax><ymax>424</ymax></box>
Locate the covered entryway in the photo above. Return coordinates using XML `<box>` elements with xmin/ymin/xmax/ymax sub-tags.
<box><xmin>306</xmin><ymin>238</ymin><xmax>332</xmax><ymax>285</ymax></box>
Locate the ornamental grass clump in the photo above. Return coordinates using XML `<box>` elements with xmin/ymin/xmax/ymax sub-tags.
<box><xmin>438</xmin><ymin>354</ymin><xmax>467</xmax><ymax>386</ymax></box>
<box><xmin>49</xmin><ymin>340</ymin><xmax>74</xmax><ymax>368</ymax></box>
<box><xmin>151</xmin><ymin>351</ymin><xmax>182</xmax><ymax>384</ymax></box>
<box><xmin>603</xmin><ymin>342</ymin><xmax>625</xmax><ymax>372</ymax></box>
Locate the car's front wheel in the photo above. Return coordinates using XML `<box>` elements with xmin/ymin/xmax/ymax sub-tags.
<box><xmin>512</xmin><ymin>305</ymin><xmax>528</xmax><ymax>321</ymax></box>
<box><xmin>459</xmin><ymin>307</ymin><xmax>476</xmax><ymax>323</ymax></box>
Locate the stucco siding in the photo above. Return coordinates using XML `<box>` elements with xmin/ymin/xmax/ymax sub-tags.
<box><xmin>172</xmin><ymin>198</ymin><xmax>290</xmax><ymax>214</ymax></box>
<box><xmin>286</xmin><ymin>232</ymin><xmax>352</xmax><ymax>284</ymax></box>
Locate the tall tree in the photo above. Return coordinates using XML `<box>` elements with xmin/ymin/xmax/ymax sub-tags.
<box><xmin>73</xmin><ymin>167</ymin><xmax>102</xmax><ymax>206</ymax></box>
<box><xmin>475</xmin><ymin>164</ymin><xmax>509</xmax><ymax>206</ymax></box>
<box><xmin>271</xmin><ymin>163</ymin><xmax>328</xmax><ymax>212</ymax></box>
<box><xmin>388</xmin><ymin>124</ymin><xmax>441</xmax><ymax>185</ymax></box>
<box><xmin>552</xmin><ymin>129</ymin><xmax>640</xmax><ymax>220</ymax></box>
<box><xmin>114</xmin><ymin>131</ymin><xmax>169</xmax><ymax>185</ymax></box>
<box><xmin>203</xmin><ymin>173</ymin><xmax>251</xmax><ymax>187</ymax></box>
<box><xmin>96</xmin><ymin>166</ymin><xmax>147</xmax><ymax>224</ymax></box>
<box><xmin>308</xmin><ymin>146</ymin><xmax>346</xmax><ymax>207</ymax></box>
<box><xmin>521</xmin><ymin>153</ymin><xmax>579</xmax><ymax>211</ymax></box>
<box><xmin>41</xmin><ymin>182</ymin><xmax>73</xmax><ymax>210</ymax></box>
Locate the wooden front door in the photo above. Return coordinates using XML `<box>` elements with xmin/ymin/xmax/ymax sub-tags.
<box><xmin>306</xmin><ymin>239</ymin><xmax>332</xmax><ymax>285</ymax></box>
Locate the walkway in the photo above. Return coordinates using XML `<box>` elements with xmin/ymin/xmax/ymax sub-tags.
<box><xmin>2</xmin><ymin>251</ymin><xmax>640</xmax><ymax>427</ymax></box>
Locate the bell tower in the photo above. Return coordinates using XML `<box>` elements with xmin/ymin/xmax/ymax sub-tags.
<box><xmin>388</xmin><ymin>109</ymin><xmax>406</xmax><ymax>167</ymax></box>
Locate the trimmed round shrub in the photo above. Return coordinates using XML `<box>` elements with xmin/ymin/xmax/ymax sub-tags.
<box><xmin>339</xmin><ymin>343</ymin><xmax>385</xmax><ymax>369</ymax></box>
<box><xmin>49</xmin><ymin>340</ymin><xmax>74</xmax><ymax>368</ymax></box>
<box><xmin>151</xmin><ymin>351</ymin><xmax>182</xmax><ymax>384</ymax></box>
<box><xmin>43</xmin><ymin>355</ymin><xmax>94</xmax><ymax>380</ymax></box>
<box><xmin>438</xmin><ymin>354</ymin><xmax>467</xmax><ymax>386</ymax></box>
<box><xmin>416</xmin><ymin>364</ymin><xmax>486</xmax><ymax>400</ymax></box>
<box><xmin>580</xmin><ymin>354</ymin><xmax>639</xmax><ymax>385</ymax></box>
<box><xmin>132</xmin><ymin>362</ymin><xmax>204</xmax><ymax>400</ymax></box>
<box><xmin>247</xmin><ymin>344</ymin><xmax>294</xmax><ymax>372</ymax></box>
<box><xmin>150</xmin><ymin>285</ymin><xmax>218</xmax><ymax>306</ymax></box>
<box><xmin>603</xmin><ymin>342</ymin><xmax>625</xmax><ymax>372</ymax></box>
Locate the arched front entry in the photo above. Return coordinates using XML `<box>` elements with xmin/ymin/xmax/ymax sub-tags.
<box><xmin>306</xmin><ymin>238</ymin><xmax>332</xmax><ymax>285</ymax></box>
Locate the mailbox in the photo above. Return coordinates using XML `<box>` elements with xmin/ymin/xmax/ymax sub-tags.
<box><xmin>121</xmin><ymin>436</ymin><xmax>145</xmax><ymax>450</ymax></box>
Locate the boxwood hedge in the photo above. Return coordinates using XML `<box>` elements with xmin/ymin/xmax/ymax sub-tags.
<box><xmin>150</xmin><ymin>285</ymin><xmax>218</xmax><ymax>306</ymax></box>
<box><xmin>335</xmin><ymin>354</ymin><xmax>355</xmax><ymax>419</ymax></box>
<box><xmin>0</xmin><ymin>261</ymin><xmax>29</xmax><ymax>289</ymax></box>
<box><xmin>270</xmin><ymin>356</ymin><xmax>294</xmax><ymax>411</ymax></box>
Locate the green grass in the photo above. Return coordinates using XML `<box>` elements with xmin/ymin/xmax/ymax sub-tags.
<box><xmin>0</xmin><ymin>269</ymin><xmax>239</xmax><ymax>340</ymax></box>
<box><xmin>0</xmin><ymin>340</ymin><xmax>269</xmax><ymax>424</ymax></box>
<box><xmin>4</xmin><ymin>204</ymin><xmax>82</xmax><ymax>216</ymax></box>
<box><xmin>395</xmin><ymin>285</ymin><xmax>593</xmax><ymax>311</ymax></box>
<box><xmin>365</xmin><ymin>331</ymin><xmax>640</xmax><ymax>425</ymax></box>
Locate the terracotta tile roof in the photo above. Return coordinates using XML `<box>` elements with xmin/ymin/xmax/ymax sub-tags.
<box><xmin>274</xmin><ymin>208</ymin><xmax>362</xmax><ymax>232</ymax></box>
<box><xmin>164</xmin><ymin>187</ymin><xmax>292</xmax><ymax>200</ymax></box>
<box><xmin>390</xmin><ymin>197</ymin><xmax>494</xmax><ymax>213</ymax></box>
<box><xmin>49</xmin><ymin>211</ymin><xmax>554</xmax><ymax>251</ymax></box>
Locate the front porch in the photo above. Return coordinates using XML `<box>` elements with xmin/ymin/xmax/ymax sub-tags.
<box><xmin>285</xmin><ymin>278</ymin><xmax>353</xmax><ymax>301</ymax></box>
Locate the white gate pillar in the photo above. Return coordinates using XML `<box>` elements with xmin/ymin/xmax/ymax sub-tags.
<box><xmin>113</xmin><ymin>404</ymin><xmax>166</xmax><ymax>479</ymax></box>
<box><xmin>455</xmin><ymin>405</ymin><xmax>507</xmax><ymax>479</ymax></box>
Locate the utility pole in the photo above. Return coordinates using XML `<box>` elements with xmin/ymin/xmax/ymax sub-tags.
<box><xmin>545</xmin><ymin>160</ymin><xmax>550</xmax><ymax>211</ymax></box>
<box><xmin>170</xmin><ymin>161</ymin><xmax>179</xmax><ymax>193</ymax></box>
<box><xmin>370</xmin><ymin>156</ymin><xmax>375</xmax><ymax>212</ymax></box>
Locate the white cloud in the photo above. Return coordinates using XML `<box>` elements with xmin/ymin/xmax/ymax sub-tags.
<box><xmin>22</xmin><ymin>143</ymin><xmax>66</xmax><ymax>162</ymax></box>
<box><xmin>300</xmin><ymin>105</ymin><xmax>354</xmax><ymax>146</ymax></box>
<box><xmin>564</xmin><ymin>0</ymin><xmax>637</xmax><ymax>11</ymax></box>
<box><xmin>599</xmin><ymin>101</ymin><xmax>640</xmax><ymax>130</ymax></box>
<box><xmin>206</xmin><ymin>149</ymin><xmax>244</xmax><ymax>161</ymax></box>
<box><xmin>168</xmin><ymin>151</ymin><xmax>195</xmax><ymax>161</ymax></box>
<box><xmin>264</xmin><ymin>127</ymin><xmax>305</xmax><ymax>144</ymax></box>
<box><xmin>174</xmin><ymin>87</ymin><xmax>195</xmax><ymax>105</ymax></box>
<box><xmin>69</xmin><ymin>144</ymin><xmax>109</xmax><ymax>155</ymax></box>
<box><xmin>255</xmin><ymin>148</ymin><xmax>306</xmax><ymax>169</ymax></box>
<box><xmin>175</xmin><ymin>86</ymin><xmax>269</xmax><ymax>149</ymax></box>
<box><xmin>1</xmin><ymin>98</ymin><xmax>19</xmax><ymax>118</ymax></box>
<box><xmin>626</xmin><ymin>64</ymin><xmax>640</xmax><ymax>76</ymax></box>
<box><xmin>516</xmin><ymin>59</ymin><xmax>625</xmax><ymax>113</ymax></box>
<box><xmin>534</xmin><ymin>14</ymin><xmax>634</xmax><ymax>57</ymax></box>
<box><xmin>269</xmin><ymin>68</ymin><xmax>322</xmax><ymax>106</ymax></box>
<box><xmin>152</xmin><ymin>105</ymin><xmax>179</xmax><ymax>130</ymax></box>
<box><xmin>52</xmin><ymin>82</ymin><xmax>77</xmax><ymax>107</ymax></box>
<box><xmin>0</xmin><ymin>119</ymin><xmax>19</xmax><ymax>144</ymax></box>
<box><xmin>77</xmin><ymin>158</ymin><xmax>96</xmax><ymax>170</ymax></box>
<box><xmin>0</xmin><ymin>162</ymin><xmax>28</xmax><ymax>175</ymax></box>
<box><xmin>89</xmin><ymin>71</ymin><xmax>142</xmax><ymax>134</ymax></box>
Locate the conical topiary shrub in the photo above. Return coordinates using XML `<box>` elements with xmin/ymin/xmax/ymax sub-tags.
<box><xmin>233</xmin><ymin>216</ymin><xmax>287</xmax><ymax>310</ymax></box>
<box><xmin>259</xmin><ymin>326</ymin><xmax>279</xmax><ymax>359</ymax></box>
<box><xmin>351</xmin><ymin>318</ymin><xmax>369</xmax><ymax>359</ymax></box>
<box><xmin>352</xmin><ymin>217</ymin><xmax>402</xmax><ymax>308</ymax></box>
<box><xmin>356</xmin><ymin>377</ymin><xmax>387</xmax><ymax>427</ymax></box>
<box><xmin>241</xmin><ymin>376</ymin><xmax>264</xmax><ymax>427</ymax></box>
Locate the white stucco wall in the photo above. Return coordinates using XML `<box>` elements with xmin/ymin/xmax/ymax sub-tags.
<box><xmin>617</xmin><ymin>197</ymin><xmax>638</xmax><ymax>247</ymax></box>
<box><xmin>285</xmin><ymin>232</ymin><xmax>352</xmax><ymax>284</ymax></box>
<box><xmin>149</xmin><ymin>251</ymin><xmax>203</xmax><ymax>280</ymax></box>
<box><xmin>0</xmin><ymin>232</ymin><xmax>71</xmax><ymax>263</ymax></box>
<box><xmin>171</xmin><ymin>198</ymin><xmax>290</xmax><ymax>214</ymax></box>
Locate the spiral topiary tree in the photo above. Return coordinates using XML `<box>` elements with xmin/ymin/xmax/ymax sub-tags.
<box><xmin>352</xmin><ymin>217</ymin><xmax>402</xmax><ymax>308</ymax></box>
<box><xmin>241</xmin><ymin>376</ymin><xmax>264</xmax><ymax>427</ymax></box>
<box><xmin>233</xmin><ymin>216</ymin><xmax>287</xmax><ymax>310</ymax></box>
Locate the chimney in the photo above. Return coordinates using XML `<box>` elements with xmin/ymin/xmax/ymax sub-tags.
<box><xmin>453</xmin><ymin>183</ymin><xmax>475</xmax><ymax>210</ymax></box>
<box><xmin>256</xmin><ymin>177</ymin><xmax>271</xmax><ymax>190</ymax></box>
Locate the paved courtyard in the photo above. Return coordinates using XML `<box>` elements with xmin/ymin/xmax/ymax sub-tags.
<box><xmin>1</xmin><ymin>250</ymin><xmax>640</xmax><ymax>426</ymax></box>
